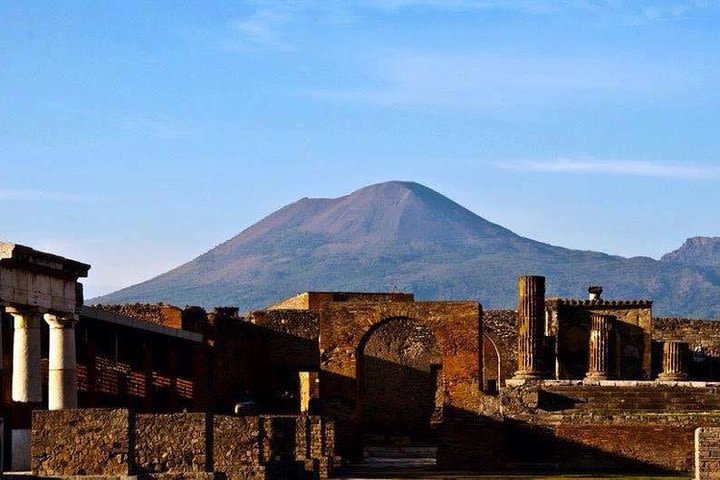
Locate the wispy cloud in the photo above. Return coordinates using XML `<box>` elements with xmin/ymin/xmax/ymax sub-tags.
<box><xmin>307</xmin><ymin>51</ymin><xmax>699</xmax><ymax>108</ymax></box>
<box><xmin>499</xmin><ymin>158</ymin><xmax>720</xmax><ymax>179</ymax></box>
<box><xmin>227</xmin><ymin>7</ymin><xmax>293</xmax><ymax>49</ymax></box>
<box><xmin>222</xmin><ymin>1</ymin><xmax>720</xmax><ymax>52</ymax></box>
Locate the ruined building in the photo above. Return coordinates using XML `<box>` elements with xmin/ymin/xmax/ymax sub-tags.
<box><xmin>3</xmin><ymin>241</ymin><xmax>720</xmax><ymax>478</ymax></box>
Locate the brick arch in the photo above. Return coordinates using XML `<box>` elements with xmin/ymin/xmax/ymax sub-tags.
<box><xmin>482</xmin><ymin>332</ymin><xmax>502</xmax><ymax>393</ymax></box>
<box><xmin>356</xmin><ymin>316</ymin><xmax>443</xmax><ymax>438</ymax></box>
<box><xmin>317</xmin><ymin>301</ymin><xmax>482</xmax><ymax>457</ymax></box>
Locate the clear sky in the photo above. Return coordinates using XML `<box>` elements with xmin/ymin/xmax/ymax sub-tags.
<box><xmin>2</xmin><ymin>1</ymin><xmax>719</xmax><ymax>298</ymax></box>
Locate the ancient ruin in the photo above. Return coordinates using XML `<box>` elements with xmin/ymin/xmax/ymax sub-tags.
<box><xmin>3</xmin><ymin>241</ymin><xmax>720</xmax><ymax>478</ymax></box>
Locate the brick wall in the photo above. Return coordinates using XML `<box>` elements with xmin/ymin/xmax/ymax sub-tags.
<box><xmin>696</xmin><ymin>427</ymin><xmax>720</xmax><ymax>480</ymax></box>
<box><xmin>555</xmin><ymin>424</ymin><xmax>696</xmax><ymax>472</ymax></box>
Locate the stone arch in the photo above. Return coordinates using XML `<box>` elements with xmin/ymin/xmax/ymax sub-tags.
<box><xmin>356</xmin><ymin>316</ymin><xmax>443</xmax><ymax>440</ymax></box>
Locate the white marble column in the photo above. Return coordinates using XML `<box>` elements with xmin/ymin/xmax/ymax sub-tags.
<box><xmin>45</xmin><ymin>314</ymin><xmax>78</xmax><ymax>410</ymax></box>
<box><xmin>6</xmin><ymin>307</ymin><xmax>43</xmax><ymax>471</ymax></box>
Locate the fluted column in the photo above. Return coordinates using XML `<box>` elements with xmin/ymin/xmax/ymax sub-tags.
<box><xmin>514</xmin><ymin>275</ymin><xmax>546</xmax><ymax>379</ymax></box>
<box><xmin>45</xmin><ymin>314</ymin><xmax>78</xmax><ymax>410</ymax></box>
<box><xmin>585</xmin><ymin>314</ymin><xmax>614</xmax><ymax>381</ymax></box>
<box><xmin>658</xmin><ymin>340</ymin><xmax>689</xmax><ymax>381</ymax></box>
<box><xmin>7</xmin><ymin>306</ymin><xmax>43</xmax><ymax>471</ymax></box>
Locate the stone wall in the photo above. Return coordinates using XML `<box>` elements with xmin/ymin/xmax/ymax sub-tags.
<box><xmin>134</xmin><ymin>413</ymin><xmax>208</xmax><ymax>474</ymax></box>
<box><xmin>654</xmin><ymin>317</ymin><xmax>720</xmax><ymax>380</ymax></box>
<box><xmin>555</xmin><ymin>424</ymin><xmax>696</xmax><ymax>472</ymax></box>
<box><xmin>32</xmin><ymin>409</ymin><xmax>335</xmax><ymax>479</ymax></box>
<box><xmin>213</xmin><ymin>415</ymin><xmax>264</xmax><ymax>479</ymax></box>
<box><xmin>696</xmin><ymin>427</ymin><xmax>720</xmax><ymax>480</ymax></box>
<box><xmin>547</xmin><ymin>300</ymin><xmax>653</xmax><ymax>379</ymax></box>
<box><xmin>267</xmin><ymin>292</ymin><xmax>414</xmax><ymax>311</ymax></box>
<box><xmin>92</xmin><ymin>303</ymin><xmax>183</xmax><ymax>328</ymax></box>
<box><xmin>483</xmin><ymin>310</ymin><xmax>517</xmax><ymax>385</ymax></box>
<box><xmin>32</xmin><ymin>408</ymin><xmax>131</xmax><ymax>477</ymax></box>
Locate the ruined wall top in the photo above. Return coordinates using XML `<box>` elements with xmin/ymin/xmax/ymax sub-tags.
<box><xmin>266</xmin><ymin>291</ymin><xmax>415</xmax><ymax>310</ymax></box>
<box><xmin>91</xmin><ymin>303</ymin><xmax>184</xmax><ymax>328</ymax></box>
<box><xmin>546</xmin><ymin>298</ymin><xmax>652</xmax><ymax>309</ymax></box>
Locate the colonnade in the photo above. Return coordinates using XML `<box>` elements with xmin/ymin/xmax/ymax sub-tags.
<box><xmin>512</xmin><ymin>275</ymin><xmax>690</xmax><ymax>382</ymax></box>
<box><xmin>5</xmin><ymin>306</ymin><xmax>78</xmax><ymax>470</ymax></box>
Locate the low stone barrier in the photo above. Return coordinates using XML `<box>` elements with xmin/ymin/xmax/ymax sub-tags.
<box><xmin>31</xmin><ymin>408</ymin><xmax>131</xmax><ymax>477</ymax></box>
<box><xmin>696</xmin><ymin>427</ymin><xmax>720</xmax><ymax>480</ymax></box>
<box><xmin>31</xmin><ymin>409</ymin><xmax>335</xmax><ymax>479</ymax></box>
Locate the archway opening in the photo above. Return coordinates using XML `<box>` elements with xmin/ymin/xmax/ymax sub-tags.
<box><xmin>357</xmin><ymin>317</ymin><xmax>442</xmax><ymax>449</ymax></box>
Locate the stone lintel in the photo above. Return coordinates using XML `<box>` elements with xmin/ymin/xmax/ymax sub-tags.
<box><xmin>0</xmin><ymin>242</ymin><xmax>90</xmax><ymax>279</ymax></box>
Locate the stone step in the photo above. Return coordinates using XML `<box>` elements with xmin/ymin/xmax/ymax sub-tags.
<box><xmin>364</xmin><ymin>446</ymin><xmax>438</xmax><ymax>459</ymax></box>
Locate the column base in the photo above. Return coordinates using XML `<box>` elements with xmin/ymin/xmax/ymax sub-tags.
<box><xmin>11</xmin><ymin>428</ymin><xmax>30</xmax><ymax>471</ymax></box>
<box><xmin>584</xmin><ymin>373</ymin><xmax>610</xmax><ymax>381</ymax></box>
<box><xmin>657</xmin><ymin>372</ymin><xmax>688</xmax><ymax>381</ymax></box>
<box><xmin>512</xmin><ymin>370</ymin><xmax>545</xmax><ymax>380</ymax></box>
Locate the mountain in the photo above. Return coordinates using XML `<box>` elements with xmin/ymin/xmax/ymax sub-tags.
<box><xmin>662</xmin><ymin>237</ymin><xmax>720</xmax><ymax>267</ymax></box>
<box><xmin>92</xmin><ymin>181</ymin><xmax>720</xmax><ymax>318</ymax></box>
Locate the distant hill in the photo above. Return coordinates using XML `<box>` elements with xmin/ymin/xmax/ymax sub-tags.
<box><xmin>92</xmin><ymin>181</ymin><xmax>720</xmax><ymax>318</ymax></box>
<box><xmin>662</xmin><ymin>236</ymin><xmax>720</xmax><ymax>267</ymax></box>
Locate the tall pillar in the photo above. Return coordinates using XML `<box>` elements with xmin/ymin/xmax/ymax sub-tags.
<box><xmin>7</xmin><ymin>307</ymin><xmax>43</xmax><ymax>471</ymax></box>
<box><xmin>585</xmin><ymin>314</ymin><xmax>614</xmax><ymax>381</ymax></box>
<box><xmin>513</xmin><ymin>275</ymin><xmax>546</xmax><ymax>379</ymax></box>
<box><xmin>45</xmin><ymin>314</ymin><xmax>78</xmax><ymax>410</ymax></box>
<box><xmin>658</xmin><ymin>340</ymin><xmax>689</xmax><ymax>381</ymax></box>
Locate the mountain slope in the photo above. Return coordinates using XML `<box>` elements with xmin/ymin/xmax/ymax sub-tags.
<box><xmin>662</xmin><ymin>236</ymin><xmax>720</xmax><ymax>267</ymax></box>
<box><xmin>93</xmin><ymin>181</ymin><xmax>720</xmax><ymax>318</ymax></box>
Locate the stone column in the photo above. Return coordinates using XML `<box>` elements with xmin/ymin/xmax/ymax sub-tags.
<box><xmin>585</xmin><ymin>314</ymin><xmax>614</xmax><ymax>381</ymax></box>
<box><xmin>7</xmin><ymin>307</ymin><xmax>43</xmax><ymax>471</ymax></box>
<box><xmin>658</xmin><ymin>340</ymin><xmax>689</xmax><ymax>381</ymax></box>
<box><xmin>513</xmin><ymin>275</ymin><xmax>546</xmax><ymax>379</ymax></box>
<box><xmin>45</xmin><ymin>314</ymin><xmax>78</xmax><ymax>410</ymax></box>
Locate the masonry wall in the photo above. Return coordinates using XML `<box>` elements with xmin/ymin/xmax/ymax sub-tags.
<box><xmin>696</xmin><ymin>427</ymin><xmax>720</xmax><ymax>480</ymax></box>
<box><xmin>135</xmin><ymin>413</ymin><xmax>208</xmax><ymax>474</ymax></box>
<box><xmin>318</xmin><ymin>300</ymin><xmax>482</xmax><ymax>458</ymax></box>
<box><xmin>654</xmin><ymin>317</ymin><xmax>720</xmax><ymax>380</ymax></box>
<box><xmin>483</xmin><ymin>310</ymin><xmax>517</xmax><ymax>386</ymax></box>
<box><xmin>32</xmin><ymin>409</ymin><xmax>335</xmax><ymax>479</ymax></box>
<box><xmin>555</xmin><ymin>424</ymin><xmax>696</xmax><ymax>472</ymax></box>
<box><xmin>31</xmin><ymin>409</ymin><xmax>131</xmax><ymax>477</ymax></box>
<box><xmin>547</xmin><ymin>301</ymin><xmax>653</xmax><ymax>379</ymax></box>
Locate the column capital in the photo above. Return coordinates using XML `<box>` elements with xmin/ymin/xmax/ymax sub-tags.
<box><xmin>5</xmin><ymin>305</ymin><xmax>45</xmax><ymax>316</ymax></box>
<box><xmin>6</xmin><ymin>306</ymin><xmax>44</xmax><ymax>329</ymax></box>
<box><xmin>44</xmin><ymin>313</ymin><xmax>78</xmax><ymax>329</ymax></box>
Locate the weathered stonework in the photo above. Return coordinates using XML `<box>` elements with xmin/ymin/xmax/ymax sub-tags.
<box><xmin>31</xmin><ymin>408</ymin><xmax>130</xmax><ymax>477</ymax></box>
<box><xmin>213</xmin><ymin>415</ymin><xmax>264</xmax><ymax>480</ymax></box>
<box><xmin>696</xmin><ymin>427</ymin><xmax>720</xmax><ymax>479</ymax></box>
<box><xmin>31</xmin><ymin>409</ymin><xmax>334</xmax><ymax>479</ymax></box>
<box><xmin>135</xmin><ymin>413</ymin><xmax>208</xmax><ymax>474</ymax></box>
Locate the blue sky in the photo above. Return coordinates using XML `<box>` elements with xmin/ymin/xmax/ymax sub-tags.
<box><xmin>2</xmin><ymin>1</ymin><xmax>719</xmax><ymax>297</ymax></box>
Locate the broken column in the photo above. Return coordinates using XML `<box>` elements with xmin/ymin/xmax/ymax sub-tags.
<box><xmin>585</xmin><ymin>314</ymin><xmax>614</xmax><ymax>381</ymax></box>
<box><xmin>658</xmin><ymin>340</ymin><xmax>689</xmax><ymax>381</ymax></box>
<box><xmin>45</xmin><ymin>313</ymin><xmax>79</xmax><ymax>410</ymax></box>
<box><xmin>7</xmin><ymin>306</ymin><xmax>43</xmax><ymax>471</ymax></box>
<box><xmin>513</xmin><ymin>275</ymin><xmax>546</xmax><ymax>379</ymax></box>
